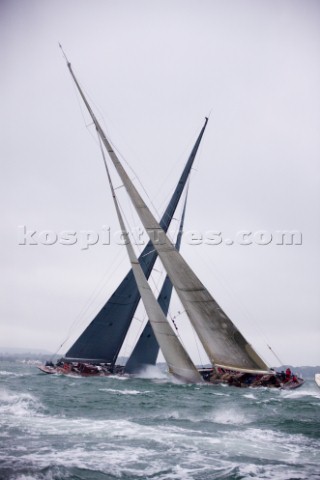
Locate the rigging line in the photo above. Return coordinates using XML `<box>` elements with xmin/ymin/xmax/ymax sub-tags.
<box><xmin>71</xmin><ymin>79</ymin><xmax>91</xmax><ymax>131</ymax></box>
<box><xmin>65</xmin><ymin>253</ymin><xmax>126</xmax><ymax>329</ymax></box>
<box><xmin>189</xmin><ymin>315</ymin><xmax>207</xmax><ymax>367</ymax></box>
<box><xmin>95</xmin><ymin>130</ymin><xmax>146</xmax><ymax>264</ymax></box>
<box><xmin>80</xmin><ymin>109</ymin><xmax>156</xmax><ymax>208</ymax></box>
<box><xmin>267</xmin><ymin>345</ymin><xmax>284</xmax><ymax>366</ymax></box>
<box><xmin>90</xmin><ymin>125</ymin><xmax>165</xmax><ymax>231</ymax></box>
<box><xmin>117</xmin><ymin>178</ymin><xmax>177</xmax><ymax>258</ymax></box>
<box><xmin>120</xmin><ymin>266</ymin><xmax>166</xmax><ymax>358</ymax></box>
<box><xmin>78</xmin><ymin>85</ymin><xmax>166</xmax><ymax>225</ymax></box>
<box><xmin>65</xmin><ymin>68</ymin><xmax>184</xmax><ymax>242</ymax></box>
<box><xmin>60</xmin><ymin>52</ymin><xmax>111</xmax><ymax>138</ymax></box>
<box><xmin>61</xmin><ymin>54</ymin><xmax>146</xmax><ymax>209</ymax></box>
<box><xmin>94</xmin><ymin>142</ymin><xmax>179</xmax><ymax>359</ymax></box>
<box><xmin>157</xmin><ymin>146</ymin><xmax>199</xmax><ymax>231</ymax></box>
<box><xmin>53</xmin><ymin>243</ymin><xmax>128</xmax><ymax>356</ymax></box>
<box><xmin>154</xmin><ymin>185</ymin><xmax>191</xmax><ymax>334</ymax></box>
<box><xmin>145</xmin><ymin>144</ymin><xmax>195</xmax><ymax>234</ymax></box>
<box><xmin>76</xmin><ymin>80</ymin><xmax>140</xmax><ymax>169</ymax></box>
<box><xmin>54</xmin><ymin>151</ymin><xmax>147</xmax><ymax>350</ymax></box>
<box><xmin>85</xmin><ymin>77</ymin><xmax>204</xmax><ymax>212</ymax></box>
<box><xmin>109</xmin><ymin>140</ymin><xmax>164</xmax><ymax>223</ymax></box>
<box><xmin>68</xmin><ymin>78</ymin><xmax>105</xmax><ymax>153</ymax></box>
<box><xmin>51</xmin><ymin>187</ymin><xmax>131</xmax><ymax>350</ymax></box>
<box><xmin>91</xmin><ymin>100</ymin><xmax>194</xmax><ymax>214</ymax></box>
<box><xmin>124</xmin><ymin>180</ymin><xmax>146</xmax><ymax>250</ymax></box>
<box><xmin>109</xmin><ymin>169</ymin><xmax>153</xmax><ymax>260</ymax></box>
<box><xmin>144</xmin><ymin>252</ymin><xmax>189</xmax><ymax>344</ymax></box>
<box><xmin>95</xmin><ymin>133</ymin><xmax>148</xmax><ymax>274</ymax></box>
<box><xmin>191</xmin><ymin>244</ymin><xmax>282</xmax><ymax>366</ymax></box>
<box><xmin>96</xmin><ymin>132</ymin><xmax>182</xmax><ymax>360</ymax></box>
<box><xmin>81</xmin><ymin>85</ymin><xmax>109</xmax><ymax>130</ymax></box>
<box><xmin>203</xmin><ymin>256</ymin><xmax>271</xmax><ymax>368</ymax></box>
<box><xmin>121</xmin><ymin>307</ymin><xmax>148</xmax><ymax>358</ymax></box>
<box><xmin>152</xmin><ymin>120</ymin><xmax>204</xmax><ymax>206</ymax></box>
<box><xmin>52</xmin><ymin>223</ymin><xmax>126</xmax><ymax>352</ymax></box>
<box><xmin>59</xmin><ymin>45</ymin><xmax>173</xmax><ymax>232</ymax></box>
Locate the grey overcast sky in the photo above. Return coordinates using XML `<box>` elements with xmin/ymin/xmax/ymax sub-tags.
<box><xmin>1</xmin><ymin>0</ymin><xmax>319</xmax><ymax>366</ymax></box>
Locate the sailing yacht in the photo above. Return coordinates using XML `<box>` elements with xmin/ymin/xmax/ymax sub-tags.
<box><xmin>38</xmin><ymin>119</ymin><xmax>207</xmax><ymax>377</ymax></box>
<box><xmin>39</xmin><ymin>49</ymin><xmax>304</xmax><ymax>389</ymax></box>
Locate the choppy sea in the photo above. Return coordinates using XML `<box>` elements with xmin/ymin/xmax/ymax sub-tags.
<box><xmin>0</xmin><ymin>361</ymin><xmax>319</xmax><ymax>480</ymax></box>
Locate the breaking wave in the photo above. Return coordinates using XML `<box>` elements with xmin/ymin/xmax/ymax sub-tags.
<box><xmin>0</xmin><ymin>388</ymin><xmax>44</xmax><ymax>417</ymax></box>
<box><xmin>1</xmin><ymin>363</ymin><xmax>319</xmax><ymax>480</ymax></box>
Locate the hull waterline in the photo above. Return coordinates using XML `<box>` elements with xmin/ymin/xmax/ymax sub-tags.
<box><xmin>38</xmin><ymin>364</ymin><xmax>304</xmax><ymax>389</ymax></box>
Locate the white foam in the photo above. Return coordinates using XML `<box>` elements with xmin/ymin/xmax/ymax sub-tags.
<box><xmin>157</xmin><ymin>410</ymin><xmax>181</xmax><ymax>420</ymax></box>
<box><xmin>10</xmin><ymin>476</ymin><xmax>38</xmax><ymax>480</ymax></box>
<box><xmin>243</xmin><ymin>393</ymin><xmax>257</xmax><ymax>399</ymax></box>
<box><xmin>10</xmin><ymin>446</ymin><xmax>162</xmax><ymax>478</ymax></box>
<box><xmin>0</xmin><ymin>370</ymin><xmax>24</xmax><ymax>377</ymax></box>
<box><xmin>3</xmin><ymin>420</ymin><xmax>220</xmax><ymax>475</ymax></box>
<box><xmin>281</xmin><ymin>386</ymin><xmax>320</xmax><ymax>400</ymax></box>
<box><xmin>237</xmin><ymin>462</ymin><xmax>307</xmax><ymax>480</ymax></box>
<box><xmin>99</xmin><ymin>388</ymin><xmax>150</xmax><ymax>395</ymax></box>
<box><xmin>133</xmin><ymin>365</ymin><xmax>168</xmax><ymax>380</ymax></box>
<box><xmin>108</xmin><ymin>374</ymin><xmax>128</xmax><ymax>380</ymax></box>
<box><xmin>224</xmin><ymin>427</ymin><xmax>320</xmax><ymax>467</ymax></box>
<box><xmin>211</xmin><ymin>408</ymin><xmax>252</xmax><ymax>425</ymax></box>
<box><xmin>3</xmin><ymin>412</ymin><xmax>317</xmax><ymax>480</ymax></box>
<box><xmin>0</xmin><ymin>388</ymin><xmax>44</xmax><ymax>417</ymax></box>
<box><xmin>9</xmin><ymin>471</ymin><xmax>57</xmax><ymax>480</ymax></box>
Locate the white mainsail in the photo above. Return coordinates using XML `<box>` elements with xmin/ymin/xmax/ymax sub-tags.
<box><xmin>98</xmin><ymin>137</ymin><xmax>202</xmax><ymax>383</ymax></box>
<box><xmin>62</xmin><ymin>49</ymin><xmax>270</xmax><ymax>375</ymax></box>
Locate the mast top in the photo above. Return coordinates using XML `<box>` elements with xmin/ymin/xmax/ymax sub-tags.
<box><xmin>59</xmin><ymin>43</ymin><xmax>71</xmax><ymax>67</ymax></box>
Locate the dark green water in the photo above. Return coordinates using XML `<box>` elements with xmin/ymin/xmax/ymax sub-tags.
<box><xmin>0</xmin><ymin>361</ymin><xmax>319</xmax><ymax>480</ymax></box>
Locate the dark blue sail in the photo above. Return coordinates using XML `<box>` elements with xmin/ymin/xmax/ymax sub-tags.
<box><xmin>65</xmin><ymin>118</ymin><xmax>208</xmax><ymax>365</ymax></box>
<box><xmin>125</xmin><ymin>190</ymin><xmax>188</xmax><ymax>373</ymax></box>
